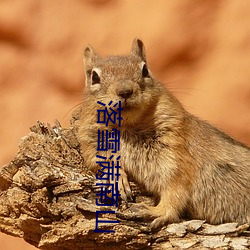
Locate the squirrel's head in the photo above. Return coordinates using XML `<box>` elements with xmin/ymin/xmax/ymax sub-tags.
<box><xmin>83</xmin><ymin>39</ymin><xmax>160</xmax><ymax>124</ymax></box>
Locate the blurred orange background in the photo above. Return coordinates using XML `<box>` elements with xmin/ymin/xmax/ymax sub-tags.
<box><xmin>1</xmin><ymin>1</ymin><xmax>250</xmax><ymax>249</ymax></box>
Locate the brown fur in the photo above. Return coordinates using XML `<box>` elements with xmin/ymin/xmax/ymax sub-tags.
<box><xmin>78</xmin><ymin>39</ymin><xmax>250</xmax><ymax>229</ymax></box>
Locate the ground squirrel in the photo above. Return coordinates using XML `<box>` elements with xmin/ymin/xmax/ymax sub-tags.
<box><xmin>78</xmin><ymin>38</ymin><xmax>250</xmax><ymax>229</ymax></box>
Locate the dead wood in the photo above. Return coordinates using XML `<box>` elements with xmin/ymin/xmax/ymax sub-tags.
<box><xmin>0</xmin><ymin>108</ymin><xmax>249</xmax><ymax>250</ymax></box>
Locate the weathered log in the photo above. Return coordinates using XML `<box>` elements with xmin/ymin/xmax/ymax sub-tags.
<box><xmin>0</xmin><ymin>109</ymin><xmax>249</xmax><ymax>249</ymax></box>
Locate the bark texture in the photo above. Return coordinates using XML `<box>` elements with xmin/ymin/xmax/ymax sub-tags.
<box><xmin>0</xmin><ymin>109</ymin><xmax>249</xmax><ymax>250</ymax></box>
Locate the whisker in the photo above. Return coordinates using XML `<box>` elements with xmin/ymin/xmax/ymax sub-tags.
<box><xmin>61</xmin><ymin>102</ymin><xmax>83</xmax><ymax>122</ymax></box>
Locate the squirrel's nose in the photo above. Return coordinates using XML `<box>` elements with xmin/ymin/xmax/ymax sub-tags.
<box><xmin>116</xmin><ymin>88</ymin><xmax>133</xmax><ymax>99</ymax></box>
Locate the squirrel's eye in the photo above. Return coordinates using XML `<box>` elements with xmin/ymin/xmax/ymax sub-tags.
<box><xmin>91</xmin><ymin>70</ymin><xmax>100</xmax><ymax>85</ymax></box>
<box><xmin>142</xmin><ymin>63</ymin><xmax>149</xmax><ymax>78</ymax></box>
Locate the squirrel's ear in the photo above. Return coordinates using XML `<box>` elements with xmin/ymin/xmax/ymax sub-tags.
<box><xmin>83</xmin><ymin>45</ymin><xmax>98</xmax><ymax>71</ymax></box>
<box><xmin>131</xmin><ymin>38</ymin><xmax>147</xmax><ymax>63</ymax></box>
<box><xmin>83</xmin><ymin>46</ymin><xmax>99</xmax><ymax>86</ymax></box>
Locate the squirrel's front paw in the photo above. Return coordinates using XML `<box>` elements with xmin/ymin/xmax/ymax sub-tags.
<box><xmin>127</xmin><ymin>203</ymin><xmax>180</xmax><ymax>230</ymax></box>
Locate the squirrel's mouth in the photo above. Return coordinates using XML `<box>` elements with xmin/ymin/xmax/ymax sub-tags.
<box><xmin>119</xmin><ymin>98</ymin><xmax>137</xmax><ymax>110</ymax></box>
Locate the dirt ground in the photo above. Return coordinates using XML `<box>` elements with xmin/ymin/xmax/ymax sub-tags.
<box><xmin>1</xmin><ymin>1</ymin><xmax>250</xmax><ymax>249</ymax></box>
